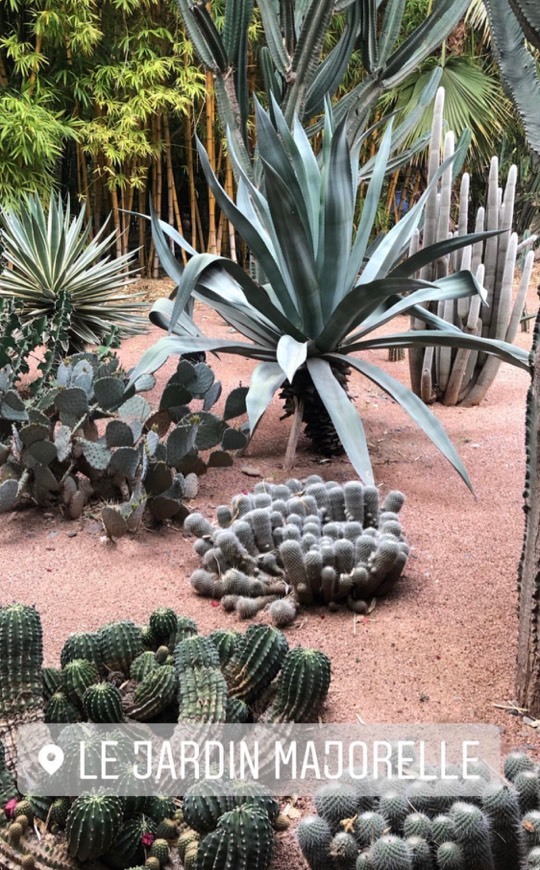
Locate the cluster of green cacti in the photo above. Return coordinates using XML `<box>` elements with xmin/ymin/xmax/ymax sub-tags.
<box><xmin>408</xmin><ymin>87</ymin><xmax>536</xmax><ymax>407</ymax></box>
<box><xmin>0</xmin><ymin>353</ymin><xmax>248</xmax><ymax>537</ymax></box>
<box><xmin>185</xmin><ymin>475</ymin><xmax>408</xmax><ymax>626</ymax></box>
<box><xmin>298</xmin><ymin>749</ymin><xmax>540</xmax><ymax>869</ymax></box>
<box><xmin>0</xmin><ymin>603</ymin><xmax>330</xmax><ymax>869</ymax></box>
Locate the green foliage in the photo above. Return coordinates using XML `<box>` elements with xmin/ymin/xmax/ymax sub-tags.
<box><xmin>0</xmin><ymin>352</ymin><xmax>247</xmax><ymax>536</ymax></box>
<box><xmin>132</xmin><ymin>100</ymin><xmax>529</xmax><ymax>489</ymax></box>
<box><xmin>186</xmin><ymin>476</ymin><xmax>409</xmax><ymax>620</ymax></box>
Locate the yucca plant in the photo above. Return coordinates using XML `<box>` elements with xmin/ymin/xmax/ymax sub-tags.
<box><xmin>130</xmin><ymin>100</ymin><xmax>529</xmax><ymax>490</ymax></box>
<box><xmin>0</xmin><ymin>195</ymin><xmax>146</xmax><ymax>366</ymax></box>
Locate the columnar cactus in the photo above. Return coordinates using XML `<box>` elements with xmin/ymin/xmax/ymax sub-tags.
<box><xmin>265</xmin><ymin>647</ymin><xmax>331</xmax><ymax>723</ymax></box>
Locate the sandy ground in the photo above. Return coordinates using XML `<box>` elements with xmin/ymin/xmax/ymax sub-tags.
<box><xmin>1</xmin><ymin>280</ymin><xmax>539</xmax><ymax>867</ymax></box>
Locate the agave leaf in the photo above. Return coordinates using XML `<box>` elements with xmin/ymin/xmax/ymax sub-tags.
<box><xmin>128</xmin><ymin>336</ymin><xmax>276</xmax><ymax>388</ymax></box>
<box><xmin>330</xmin><ymin>353</ymin><xmax>473</xmax><ymax>491</ymax></box>
<box><xmin>261</xmin><ymin>157</ymin><xmax>322</xmax><ymax>336</ymax></box>
<box><xmin>276</xmin><ymin>335</ymin><xmax>308</xmax><ymax>383</ymax></box>
<box><xmin>316</xmin><ymin>277</ymin><xmax>436</xmax><ymax>352</ymax></box>
<box><xmin>345</xmin><ymin>119</ymin><xmax>394</xmax><ymax>292</ymax></box>
<box><xmin>347</xmin><ymin>330</ymin><xmax>530</xmax><ymax>370</ymax></box>
<box><xmin>317</xmin><ymin>114</ymin><xmax>355</xmax><ymax>316</ymax></box>
<box><xmin>245</xmin><ymin>361</ymin><xmax>286</xmax><ymax>431</ymax></box>
<box><xmin>391</xmin><ymin>229</ymin><xmax>504</xmax><ymax>279</ymax></box>
<box><xmin>168</xmin><ymin>253</ymin><xmax>306</xmax><ymax>342</ymax></box>
<box><xmin>196</xmin><ymin>137</ymin><xmax>300</xmax><ymax>325</ymax></box>
<box><xmin>149</xmin><ymin>200</ymin><xmax>184</xmax><ymax>287</ymax></box>
<box><xmin>347</xmin><ymin>271</ymin><xmax>486</xmax><ymax>343</ymax></box>
<box><xmin>306</xmin><ymin>358</ymin><xmax>374</xmax><ymax>484</ymax></box>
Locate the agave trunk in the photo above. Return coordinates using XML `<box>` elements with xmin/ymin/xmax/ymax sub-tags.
<box><xmin>279</xmin><ymin>361</ymin><xmax>350</xmax><ymax>457</ymax></box>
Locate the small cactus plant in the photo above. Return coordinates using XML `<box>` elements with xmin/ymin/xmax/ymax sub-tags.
<box><xmin>186</xmin><ymin>476</ymin><xmax>408</xmax><ymax>623</ymax></box>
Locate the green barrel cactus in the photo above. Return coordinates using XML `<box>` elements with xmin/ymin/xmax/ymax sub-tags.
<box><xmin>174</xmin><ymin>635</ymin><xmax>220</xmax><ymax>670</ymax></box>
<box><xmin>297</xmin><ymin>815</ymin><xmax>334</xmax><ymax>869</ymax></box>
<box><xmin>369</xmin><ymin>835</ymin><xmax>413</xmax><ymax>869</ymax></box>
<box><xmin>66</xmin><ymin>793</ymin><xmax>124</xmax><ymax>862</ymax></box>
<box><xmin>44</xmin><ymin>690</ymin><xmax>81</xmax><ymax>723</ymax></box>
<box><xmin>207</xmin><ymin>629</ymin><xmax>240</xmax><ymax>666</ymax></box>
<box><xmin>61</xmin><ymin>659</ymin><xmax>100</xmax><ymax>708</ymax></box>
<box><xmin>481</xmin><ymin>783</ymin><xmax>524</xmax><ymax>869</ymax></box>
<box><xmin>129</xmin><ymin>651</ymin><xmax>159</xmax><ymax>682</ymax></box>
<box><xmin>128</xmin><ymin>665</ymin><xmax>178</xmax><ymax>721</ymax></box>
<box><xmin>83</xmin><ymin>682</ymin><xmax>125</xmax><ymax>723</ymax></box>
<box><xmin>224</xmin><ymin>625</ymin><xmax>289</xmax><ymax>703</ymax></box>
<box><xmin>60</xmin><ymin>632</ymin><xmax>102</xmax><ymax>669</ymax></box>
<box><xmin>503</xmin><ymin>751</ymin><xmax>535</xmax><ymax>782</ymax></box>
<box><xmin>98</xmin><ymin>620</ymin><xmax>143</xmax><ymax>675</ymax></box>
<box><xmin>0</xmin><ymin>603</ymin><xmax>43</xmax><ymax>723</ymax></box>
<box><xmin>265</xmin><ymin>647</ymin><xmax>331</xmax><ymax>722</ymax></box>
<box><xmin>449</xmin><ymin>802</ymin><xmax>495</xmax><ymax>870</ymax></box>
<box><xmin>195</xmin><ymin>803</ymin><xmax>274</xmax><ymax>870</ymax></box>
<box><xmin>42</xmin><ymin>667</ymin><xmax>63</xmax><ymax>700</ymax></box>
<box><xmin>177</xmin><ymin>665</ymin><xmax>227</xmax><ymax>723</ymax></box>
<box><xmin>103</xmin><ymin>813</ymin><xmax>157</xmax><ymax>868</ymax></box>
<box><xmin>149</xmin><ymin>607</ymin><xmax>178</xmax><ymax>644</ymax></box>
<box><xmin>315</xmin><ymin>781</ymin><xmax>362</xmax><ymax>832</ymax></box>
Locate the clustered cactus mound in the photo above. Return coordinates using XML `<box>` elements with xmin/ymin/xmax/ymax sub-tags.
<box><xmin>185</xmin><ymin>476</ymin><xmax>408</xmax><ymax>626</ymax></box>
<box><xmin>298</xmin><ymin>750</ymin><xmax>540</xmax><ymax>869</ymax></box>
<box><xmin>0</xmin><ymin>602</ymin><xmax>331</xmax><ymax>869</ymax></box>
<box><xmin>0</xmin><ymin>353</ymin><xmax>248</xmax><ymax>538</ymax></box>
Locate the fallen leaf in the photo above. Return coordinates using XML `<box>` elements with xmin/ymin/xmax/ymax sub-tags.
<box><xmin>241</xmin><ymin>465</ymin><xmax>262</xmax><ymax>477</ymax></box>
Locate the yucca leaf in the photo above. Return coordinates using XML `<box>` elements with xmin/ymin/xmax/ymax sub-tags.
<box><xmin>306</xmin><ymin>358</ymin><xmax>374</xmax><ymax>485</ymax></box>
<box><xmin>329</xmin><ymin>353</ymin><xmax>473</xmax><ymax>491</ymax></box>
<box><xmin>245</xmin><ymin>361</ymin><xmax>287</xmax><ymax>432</ymax></box>
<box><xmin>276</xmin><ymin>335</ymin><xmax>308</xmax><ymax>383</ymax></box>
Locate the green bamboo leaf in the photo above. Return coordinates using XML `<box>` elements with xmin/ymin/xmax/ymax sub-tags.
<box><xmin>246</xmin><ymin>361</ymin><xmax>286</xmax><ymax>431</ymax></box>
<box><xmin>306</xmin><ymin>358</ymin><xmax>374</xmax><ymax>485</ymax></box>
<box><xmin>330</xmin><ymin>353</ymin><xmax>473</xmax><ymax>491</ymax></box>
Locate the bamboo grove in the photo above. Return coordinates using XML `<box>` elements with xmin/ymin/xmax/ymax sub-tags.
<box><xmin>0</xmin><ymin>0</ymin><xmax>534</xmax><ymax>274</ymax></box>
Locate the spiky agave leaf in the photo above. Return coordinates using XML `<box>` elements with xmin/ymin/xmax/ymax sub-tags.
<box><xmin>0</xmin><ymin>194</ymin><xmax>147</xmax><ymax>354</ymax></box>
<box><xmin>130</xmin><ymin>101</ymin><xmax>529</xmax><ymax>490</ymax></box>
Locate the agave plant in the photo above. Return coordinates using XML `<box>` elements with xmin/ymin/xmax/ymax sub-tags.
<box><xmin>0</xmin><ymin>194</ymin><xmax>146</xmax><ymax>360</ymax></box>
<box><xmin>130</xmin><ymin>100</ymin><xmax>529</xmax><ymax>490</ymax></box>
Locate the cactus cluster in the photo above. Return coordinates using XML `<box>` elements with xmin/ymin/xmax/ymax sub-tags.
<box><xmin>186</xmin><ymin>476</ymin><xmax>408</xmax><ymax>625</ymax></box>
<box><xmin>0</xmin><ymin>353</ymin><xmax>248</xmax><ymax>537</ymax></box>
<box><xmin>0</xmin><ymin>603</ymin><xmax>330</xmax><ymax>869</ymax></box>
<box><xmin>298</xmin><ymin>750</ymin><xmax>540</xmax><ymax>869</ymax></box>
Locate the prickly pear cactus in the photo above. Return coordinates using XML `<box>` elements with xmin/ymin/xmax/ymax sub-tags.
<box><xmin>186</xmin><ymin>476</ymin><xmax>408</xmax><ymax>623</ymax></box>
<box><xmin>0</xmin><ymin>353</ymin><xmax>248</xmax><ymax>537</ymax></box>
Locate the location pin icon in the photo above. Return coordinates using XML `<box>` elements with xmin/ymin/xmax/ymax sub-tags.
<box><xmin>38</xmin><ymin>744</ymin><xmax>64</xmax><ymax>776</ymax></box>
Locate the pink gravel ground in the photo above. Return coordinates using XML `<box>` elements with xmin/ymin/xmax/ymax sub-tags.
<box><xmin>0</xmin><ymin>282</ymin><xmax>538</xmax><ymax>867</ymax></box>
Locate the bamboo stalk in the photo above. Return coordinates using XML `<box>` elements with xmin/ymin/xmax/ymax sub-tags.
<box><xmin>205</xmin><ymin>69</ymin><xmax>218</xmax><ymax>254</ymax></box>
<box><xmin>225</xmin><ymin>154</ymin><xmax>237</xmax><ymax>262</ymax></box>
<box><xmin>153</xmin><ymin>114</ymin><xmax>163</xmax><ymax>278</ymax></box>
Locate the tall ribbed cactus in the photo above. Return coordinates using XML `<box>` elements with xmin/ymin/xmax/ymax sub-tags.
<box><xmin>178</xmin><ymin>0</ymin><xmax>470</xmax><ymax>177</ymax></box>
<box><xmin>409</xmin><ymin>87</ymin><xmax>535</xmax><ymax>406</ymax></box>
